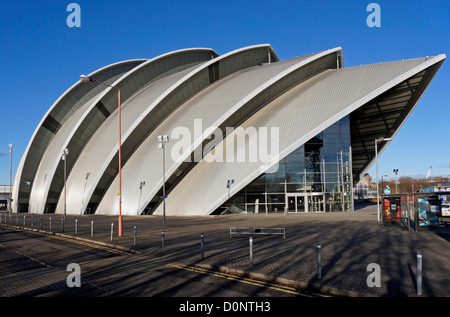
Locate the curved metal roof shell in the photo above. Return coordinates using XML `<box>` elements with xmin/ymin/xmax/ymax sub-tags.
<box><xmin>22</xmin><ymin>48</ymin><xmax>217</xmax><ymax>213</ymax></box>
<box><xmin>12</xmin><ymin>59</ymin><xmax>145</xmax><ymax>212</ymax></box>
<box><xmin>54</xmin><ymin>45</ymin><xmax>276</xmax><ymax>215</ymax></box>
<box><xmin>95</xmin><ymin>47</ymin><xmax>342</xmax><ymax>215</ymax></box>
<box><xmin>161</xmin><ymin>55</ymin><xmax>445</xmax><ymax>216</ymax></box>
<box><xmin>12</xmin><ymin>45</ymin><xmax>445</xmax><ymax>218</ymax></box>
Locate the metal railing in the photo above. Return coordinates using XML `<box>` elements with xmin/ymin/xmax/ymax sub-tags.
<box><xmin>229</xmin><ymin>227</ymin><xmax>285</xmax><ymax>239</ymax></box>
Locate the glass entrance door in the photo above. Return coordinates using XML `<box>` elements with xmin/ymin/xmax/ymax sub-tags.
<box><xmin>287</xmin><ymin>196</ymin><xmax>296</xmax><ymax>212</ymax></box>
<box><xmin>296</xmin><ymin>195</ymin><xmax>306</xmax><ymax>212</ymax></box>
<box><xmin>287</xmin><ymin>193</ymin><xmax>324</xmax><ymax>212</ymax></box>
<box><xmin>287</xmin><ymin>194</ymin><xmax>307</xmax><ymax>212</ymax></box>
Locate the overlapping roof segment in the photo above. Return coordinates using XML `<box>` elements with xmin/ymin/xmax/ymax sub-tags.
<box><xmin>13</xmin><ymin>59</ymin><xmax>145</xmax><ymax>212</ymax></box>
<box><xmin>350</xmin><ymin>58</ymin><xmax>445</xmax><ymax>179</ymax></box>
<box><xmin>55</xmin><ymin>45</ymin><xmax>275</xmax><ymax>215</ymax></box>
<box><xmin>95</xmin><ymin>47</ymin><xmax>342</xmax><ymax>215</ymax></box>
<box><xmin>12</xmin><ymin>45</ymin><xmax>445</xmax><ymax>217</ymax></box>
<box><xmin>17</xmin><ymin>49</ymin><xmax>218</xmax><ymax>213</ymax></box>
<box><xmin>163</xmin><ymin>55</ymin><xmax>445</xmax><ymax>216</ymax></box>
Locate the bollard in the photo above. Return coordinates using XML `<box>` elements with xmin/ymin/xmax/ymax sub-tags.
<box><xmin>408</xmin><ymin>210</ymin><xmax>411</xmax><ymax>231</ymax></box>
<box><xmin>134</xmin><ymin>226</ymin><xmax>137</xmax><ymax>246</ymax></box>
<box><xmin>317</xmin><ymin>243</ymin><xmax>322</xmax><ymax>279</ymax></box>
<box><xmin>16</xmin><ymin>215</ymin><xmax>18</xmax><ymax>225</ymax></box>
<box><xmin>417</xmin><ymin>251</ymin><xmax>422</xmax><ymax>296</ymax></box>
<box><xmin>91</xmin><ymin>221</ymin><xmax>94</xmax><ymax>237</ymax></box>
<box><xmin>49</xmin><ymin>217</ymin><xmax>52</xmax><ymax>231</ymax></box>
<box><xmin>249</xmin><ymin>237</ymin><xmax>253</xmax><ymax>266</ymax></box>
<box><xmin>201</xmin><ymin>233</ymin><xmax>204</xmax><ymax>259</ymax></box>
<box><xmin>31</xmin><ymin>216</ymin><xmax>34</xmax><ymax>228</ymax></box>
<box><xmin>162</xmin><ymin>231</ymin><xmax>165</xmax><ymax>253</ymax></box>
<box><xmin>61</xmin><ymin>218</ymin><xmax>64</xmax><ymax>232</ymax></box>
<box><xmin>75</xmin><ymin>219</ymin><xmax>78</xmax><ymax>235</ymax></box>
<box><xmin>40</xmin><ymin>217</ymin><xmax>43</xmax><ymax>229</ymax></box>
<box><xmin>110</xmin><ymin>223</ymin><xmax>114</xmax><ymax>241</ymax></box>
<box><xmin>23</xmin><ymin>215</ymin><xmax>26</xmax><ymax>227</ymax></box>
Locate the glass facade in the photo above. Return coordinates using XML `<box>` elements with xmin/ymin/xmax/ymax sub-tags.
<box><xmin>222</xmin><ymin>116</ymin><xmax>353</xmax><ymax>214</ymax></box>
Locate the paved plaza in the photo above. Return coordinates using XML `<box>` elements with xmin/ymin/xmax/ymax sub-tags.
<box><xmin>1</xmin><ymin>203</ymin><xmax>449</xmax><ymax>297</ymax></box>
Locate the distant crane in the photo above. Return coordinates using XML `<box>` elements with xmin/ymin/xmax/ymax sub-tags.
<box><xmin>426</xmin><ymin>166</ymin><xmax>432</xmax><ymax>179</ymax></box>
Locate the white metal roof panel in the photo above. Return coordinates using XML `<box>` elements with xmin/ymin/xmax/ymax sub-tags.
<box><xmin>163</xmin><ymin>55</ymin><xmax>445</xmax><ymax>216</ymax></box>
<box><xmin>95</xmin><ymin>48</ymin><xmax>342</xmax><ymax>215</ymax></box>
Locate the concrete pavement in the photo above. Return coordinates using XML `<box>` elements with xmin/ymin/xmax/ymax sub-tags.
<box><xmin>1</xmin><ymin>203</ymin><xmax>449</xmax><ymax>297</ymax></box>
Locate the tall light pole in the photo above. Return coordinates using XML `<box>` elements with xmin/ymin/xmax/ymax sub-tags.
<box><xmin>80</xmin><ymin>74</ymin><xmax>123</xmax><ymax>237</ymax></box>
<box><xmin>9</xmin><ymin>143</ymin><xmax>13</xmax><ymax>214</ymax></box>
<box><xmin>61</xmin><ymin>148</ymin><xmax>69</xmax><ymax>221</ymax></box>
<box><xmin>158</xmin><ymin>135</ymin><xmax>169</xmax><ymax>225</ymax></box>
<box><xmin>375</xmin><ymin>137</ymin><xmax>392</xmax><ymax>221</ymax></box>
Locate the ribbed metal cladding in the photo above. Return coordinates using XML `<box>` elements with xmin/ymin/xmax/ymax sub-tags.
<box><xmin>48</xmin><ymin>45</ymin><xmax>273</xmax><ymax>215</ymax></box>
<box><xmin>12</xmin><ymin>60</ymin><xmax>145</xmax><ymax>212</ymax></box>
<box><xmin>28</xmin><ymin>94</ymin><xmax>101</xmax><ymax>213</ymax></box>
<box><xmin>24</xmin><ymin>49</ymin><xmax>216</xmax><ymax>214</ymax></box>
<box><xmin>56</xmin><ymin>66</ymin><xmax>195</xmax><ymax>215</ymax></box>
<box><xmin>94</xmin><ymin>48</ymin><xmax>342</xmax><ymax>216</ymax></box>
<box><xmin>94</xmin><ymin>45</ymin><xmax>283</xmax><ymax>215</ymax></box>
<box><xmin>163</xmin><ymin>56</ymin><xmax>445</xmax><ymax>216</ymax></box>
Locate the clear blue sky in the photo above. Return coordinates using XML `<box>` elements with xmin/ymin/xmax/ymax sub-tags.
<box><xmin>0</xmin><ymin>0</ymin><xmax>449</xmax><ymax>185</ymax></box>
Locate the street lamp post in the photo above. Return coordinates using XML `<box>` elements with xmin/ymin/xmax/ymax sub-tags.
<box><xmin>9</xmin><ymin>144</ymin><xmax>13</xmax><ymax>214</ymax></box>
<box><xmin>158</xmin><ymin>135</ymin><xmax>169</xmax><ymax>225</ymax></box>
<box><xmin>375</xmin><ymin>138</ymin><xmax>392</xmax><ymax>221</ymax></box>
<box><xmin>80</xmin><ymin>74</ymin><xmax>123</xmax><ymax>237</ymax></box>
<box><xmin>61</xmin><ymin>148</ymin><xmax>69</xmax><ymax>222</ymax></box>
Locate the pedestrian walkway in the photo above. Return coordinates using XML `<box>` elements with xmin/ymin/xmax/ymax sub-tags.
<box><xmin>1</xmin><ymin>203</ymin><xmax>449</xmax><ymax>297</ymax></box>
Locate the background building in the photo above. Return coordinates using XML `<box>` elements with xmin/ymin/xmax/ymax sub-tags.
<box><xmin>12</xmin><ymin>45</ymin><xmax>445</xmax><ymax>216</ymax></box>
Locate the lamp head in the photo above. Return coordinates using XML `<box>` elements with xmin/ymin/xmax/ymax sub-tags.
<box><xmin>80</xmin><ymin>75</ymin><xmax>93</xmax><ymax>82</ymax></box>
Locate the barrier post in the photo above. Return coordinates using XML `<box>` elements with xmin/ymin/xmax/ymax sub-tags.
<box><xmin>417</xmin><ymin>251</ymin><xmax>422</xmax><ymax>295</ymax></box>
<box><xmin>201</xmin><ymin>233</ymin><xmax>204</xmax><ymax>259</ymax></box>
<box><xmin>162</xmin><ymin>231</ymin><xmax>165</xmax><ymax>253</ymax></box>
<box><xmin>317</xmin><ymin>243</ymin><xmax>322</xmax><ymax>279</ymax></box>
<box><xmin>249</xmin><ymin>237</ymin><xmax>253</xmax><ymax>266</ymax></box>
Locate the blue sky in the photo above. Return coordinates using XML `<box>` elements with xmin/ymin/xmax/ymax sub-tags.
<box><xmin>0</xmin><ymin>0</ymin><xmax>449</xmax><ymax>185</ymax></box>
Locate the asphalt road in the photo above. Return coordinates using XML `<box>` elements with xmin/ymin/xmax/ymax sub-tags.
<box><xmin>0</xmin><ymin>226</ymin><xmax>320</xmax><ymax>299</ymax></box>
